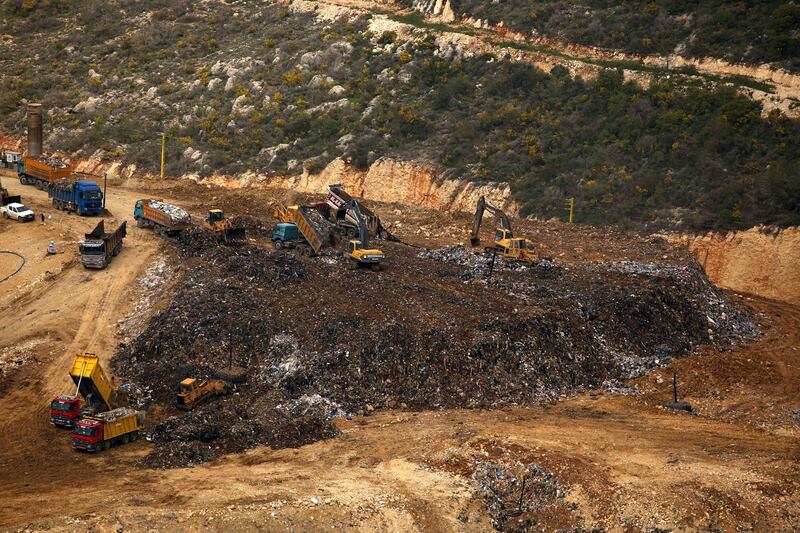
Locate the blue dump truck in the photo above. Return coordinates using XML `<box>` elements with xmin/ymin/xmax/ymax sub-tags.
<box><xmin>48</xmin><ymin>179</ymin><xmax>103</xmax><ymax>216</ymax></box>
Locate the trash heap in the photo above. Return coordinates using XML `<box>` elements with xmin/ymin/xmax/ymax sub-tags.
<box><xmin>148</xmin><ymin>199</ymin><xmax>191</xmax><ymax>224</ymax></box>
<box><xmin>418</xmin><ymin>245</ymin><xmax>532</xmax><ymax>278</ymax></box>
<box><xmin>113</xmin><ymin>234</ymin><xmax>756</xmax><ymax>467</ymax></box>
<box><xmin>472</xmin><ymin>461</ymin><xmax>579</xmax><ymax>532</ymax></box>
<box><xmin>29</xmin><ymin>155</ymin><xmax>69</xmax><ymax>168</ymax></box>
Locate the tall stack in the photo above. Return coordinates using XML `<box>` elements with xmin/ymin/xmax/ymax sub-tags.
<box><xmin>27</xmin><ymin>103</ymin><xmax>43</xmax><ymax>156</ymax></box>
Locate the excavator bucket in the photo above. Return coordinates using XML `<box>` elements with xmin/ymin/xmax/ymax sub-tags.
<box><xmin>469</xmin><ymin>235</ymin><xmax>481</xmax><ymax>248</ymax></box>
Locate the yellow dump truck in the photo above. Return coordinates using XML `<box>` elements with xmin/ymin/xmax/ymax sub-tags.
<box><xmin>51</xmin><ymin>353</ymin><xmax>116</xmax><ymax>428</ymax></box>
<box><xmin>71</xmin><ymin>407</ymin><xmax>145</xmax><ymax>452</ymax></box>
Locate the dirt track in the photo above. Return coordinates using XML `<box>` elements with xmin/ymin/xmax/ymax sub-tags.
<box><xmin>0</xmin><ymin>173</ymin><xmax>798</xmax><ymax>531</ymax></box>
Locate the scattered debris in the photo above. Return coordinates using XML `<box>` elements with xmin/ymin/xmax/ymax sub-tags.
<box><xmin>472</xmin><ymin>461</ymin><xmax>579</xmax><ymax>531</ymax></box>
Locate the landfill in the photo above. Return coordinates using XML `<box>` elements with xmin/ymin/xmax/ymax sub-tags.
<box><xmin>112</xmin><ymin>230</ymin><xmax>757</xmax><ymax>467</ymax></box>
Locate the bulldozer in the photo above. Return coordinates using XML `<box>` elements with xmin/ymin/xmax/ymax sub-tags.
<box><xmin>347</xmin><ymin>199</ymin><xmax>385</xmax><ymax>271</ymax></box>
<box><xmin>206</xmin><ymin>209</ymin><xmax>246</xmax><ymax>242</ymax></box>
<box><xmin>176</xmin><ymin>378</ymin><xmax>230</xmax><ymax>410</ymax></box>
<box><xmin>469</xmin><ymin>196</ymin><xmax>536</xmax><ymax>261</ymax></box>
<box><xmin>1</xmin><ymin>177</ymin><xmax>21</xmax><ymax>207</ymax></box>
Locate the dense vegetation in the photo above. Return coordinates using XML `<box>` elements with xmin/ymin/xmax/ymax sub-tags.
<box><xmin>402</xmin><ymin>0</ymin><xmax>800</xmax><ymax>71</ymax></box>
<box><xmin>1</xmin><ymin>0</ymin><xmax>798</xmax><ymax>230</ymax></box>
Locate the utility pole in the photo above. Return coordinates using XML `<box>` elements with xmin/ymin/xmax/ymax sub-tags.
<box><xmin>566</xmin><ymin>197</ymin><xmax>574</xmax><ymax>224</ymax></box>
<box><xmin>160</xmin><ymin>132</ymin><xmax>166</xmax><ymax>178</ymax></box>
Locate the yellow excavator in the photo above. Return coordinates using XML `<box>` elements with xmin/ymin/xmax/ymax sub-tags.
<box><xmin>347</xmin><ymin>199</ymin><xmax>385</xmax><ymax>271</ymax></box>
<box><xmin>206</xmin><ymin>209</ymin><xmax>246</xmax><ymax>242</ymax></box>
<box><xmin>469</xmin><ymin>196</ymin><xmax>536</xmax><ymax>261</ymax></box>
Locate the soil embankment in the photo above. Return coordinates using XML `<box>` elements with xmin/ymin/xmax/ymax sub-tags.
<box><xmin>671</xmin><ymin>227</ymin><xmax>800</xmax><ymax>305</ymax></box>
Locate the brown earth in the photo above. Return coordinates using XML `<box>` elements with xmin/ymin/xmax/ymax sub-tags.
<box><xmin>0</xmin><ymin>172</ymin><xmax>798</xmax><ymax>531</ymax></box>
<box><xmin>671</xmin><ymin>228</ymin><xmax>800</xmax><ymax>306</ymax></box>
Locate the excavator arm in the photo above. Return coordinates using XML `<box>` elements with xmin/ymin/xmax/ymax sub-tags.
<box><xmin>349</xmin><ymin>199</ymin><xmax>370</xmax><ymax>248</ymax></box>
<box><xmin>470</xmin><ymin>196</ymin><xmax>512</xmax><ymax>247</ymax></box>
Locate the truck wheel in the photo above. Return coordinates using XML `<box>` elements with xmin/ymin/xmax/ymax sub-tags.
<box><xmin>136</xmin><ymin>218</ymin><xmax>145</xmax><ymax>228</ymax></box>
<box><xmin>273</xmin><ymin>239</ymin><xmax>283</xmax><ymax>250</ymax></box>
<box><xmin>122</xmin><ymin>434</ymin><xmax>130</xmax><ymax>444</ymax></box>
<box><xmin>370</xmin><ymin>263</ymin><xmax>381</xmax><ymax>272</ymax></box>
<box><xmin>103</xmin><ymin>440</ymin><xmax>111</xmax><ymax>450</ymax></box>
<box><xmin>130</xmin><ymin>431</ymin><xmax>138</xmax><ymax>442</ymax></box>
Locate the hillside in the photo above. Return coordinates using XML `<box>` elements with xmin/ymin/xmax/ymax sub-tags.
<box><xmin>404</xmin><ymin>0</ymin><xmax>800</xmax><ymax>71</ymax></box>
<box><xmin>1</xmin><ymin>0</ymin><xmax>799</xmax><ymax>230</ymax></box>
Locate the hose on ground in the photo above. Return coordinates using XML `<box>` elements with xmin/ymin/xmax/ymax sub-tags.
<box><xmin>0</xmin><ymin>250</ymin><xmax>25</xmax><ymax>283</ymax></box>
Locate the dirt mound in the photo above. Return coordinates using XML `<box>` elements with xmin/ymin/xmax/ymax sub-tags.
<box><xmin>113</xmin><ymin>231</ymin><xmax>755</xmax><ymax>467</ymax></box>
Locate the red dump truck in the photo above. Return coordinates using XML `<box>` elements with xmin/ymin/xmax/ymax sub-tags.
<box><xmin>133</xmin><ymin>198</ymin><xmax>192</xmax><ymax>236</ymax></box>
<box><xmin>18</xmin><ymin>155</ymin><xmax>72</xmax><ymax>190</ymax></box>
<box><xmin>50</xmin><ymin>353</ymin><xmax>116</xmax><ymax>429</ymax></box>
<box><xmin>80</xmin><ymin>220</ymin><xmax>127</xmax><ymax>269</ymax></box>
<box><xmin>72</xmin><ymin>407</ymin><xmax>145</xmax><ymax>452</ymax></box>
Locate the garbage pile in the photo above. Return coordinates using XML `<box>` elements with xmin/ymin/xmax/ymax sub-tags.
<box><xmin>29</xmin><ymin>155</ymin><xmax>69</xmax><ymax>168</ymax></box>
<box><xmin>148</xmin><ymin>199</ymin><xmax>191</xmax><ymax>224</ymax></box>
<box><xmin>418</xmin><ymin>245</ymin><xmax>532</xmax><ymax>278</ymax></box>
<box><xmin>113</xmin><ymin>232</ymin><xmax>756</xmax><ymax>467</ymax></box>
<box><xmin>472</xmin><ymin>461</ymin><xmax>578</xmax><ymax>532</ymax></box>
<box><xmin>141</xmin><ymin>390</ymin><xmax>337</xmax><ymax>468</ymax></box>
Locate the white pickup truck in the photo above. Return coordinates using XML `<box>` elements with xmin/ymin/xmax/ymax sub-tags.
<box><xmin>1</xmin><ymin>202</ymin><xmax>35</xmax><ymax>222</ymax></box>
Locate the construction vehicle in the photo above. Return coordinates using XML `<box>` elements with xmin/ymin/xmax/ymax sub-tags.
<box><xmin>324</xmin><ymin>184</ymin><xmax>388</xmax><ymax>239</ymax></box>
<box><xmin>80</xmin><ymin>220</ymin><xmax>127</xmax><ymax>269</ymax></box>
<box><xmin>177</xmin><ymin>378</ymin><xmax>230</xmax><ymax>410</ymax></box>
<box><xmin>272</xmin><ymin>204</ymin><xmax>328</xmax><ymax>256</ymax></box>
<box><xmin>205</xmin><ymin>209</ymin><xmax>246</xmax><ymax>242</ymax></box>
<box><xmin>17</xmin><ymin>155</ymin><xmax>72</xmax><ymax>190</ymax></box>
<box><xmin>50</xmin><ymin>353</ymin><xmax>116</xmax><ymax>429</ymax></box>
<box><xmin>133</xmin><ymin>198</ymin><xmax>192</xmax><ymax>236</ymax></box>
<box><xmin>346</xmin><ymin>200</ymin><xmax>385</xmax><ymax>271</ymax></box>
<box><xmin>71</xmin><ymin>407</ymin><xmax>144</xmax><ymax>452</ymax></box>
<box><xmin>469</xmin><ymin>196</ymin><xmax>536</xmax><ymax>262</ymax></box>
<box><xmin>0</xmin><ymin>148</ymin><xmax>21</xmax><ymax>169</ymax></box>
<box><xmin>48</xmin><ymin>179</ymin><xmax>103</xmax><ymax>216</ymax></box>
<box><xmin>0</xmin><ymin>177</ymin><xmax>21</xmax><ymax>207</ymax></box>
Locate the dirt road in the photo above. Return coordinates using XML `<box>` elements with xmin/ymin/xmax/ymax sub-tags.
<box><xmin>0</xmin><ymin>174</ymin><xmax>797</xmax><ymax>531</ymax></box>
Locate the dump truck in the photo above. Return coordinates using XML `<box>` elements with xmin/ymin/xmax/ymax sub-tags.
<box><xmin>324</xmin><ymin>184</ymin><xmax>387</xmax><ymax>239</ymax></box>
<box><xmin>50</xmin><ymin>353</ymin><xmax>116</xmax><ymax>428</ymax></box>
<box><xmin>17</xmin><ymin>155</ymin><xmax>72</xmax><ymax>190</ymax></box>
<box><xmin>48</xmin><ymin>179</ymin><xmax>103</xmax><ymax>215</ymax></box>
<box><xmin>272</xmin><ymin>204</ymin><xmax>328</xmax><ymax>256</ymax></box>
<box><xmin>71</xmin><ymin>407</ymin><xmax>145</xmax><ymax>452</ymax></box>
<box><xmin>177</xmin><ymin>378</ymin><xmax>230</xmax><ymax>410</ymax></box>
<box><xmin>469</xmin><ymin>196</ymin><xmax>536</xmax><ymax>262</ymax></box>
<box><xmin>346</xmin><ymin>200</ymin><xmax>385</xmax><ymax>270</ymax></box>
<box><xmin>205</xmin><ymin>209</ymin><xmax>246</xmax><ymax>242</ymax></box>
<box><xmin>0</xmin><ymin>148</ymin><xmax>21</xmax><ymax>169</ymax></box>
<box><xmin>133</xmin><ymin>198</ymin><xmax>192</xmax><ymax>236</ymax></box>
<box><xmin>80</xmin><ymin>220</ymin><xmax>126</xmax><ymax>269</ymax></box>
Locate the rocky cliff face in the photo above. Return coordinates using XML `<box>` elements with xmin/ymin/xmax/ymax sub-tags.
<box><xmin>204</xmin><ymin>157</ymin><xmax>517</xmax><ymax>214</ymax></box>
<box><xmin>671</xmin><ymin>227</ymin><xmax>800</xmax><ymax>305</ymax></box>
